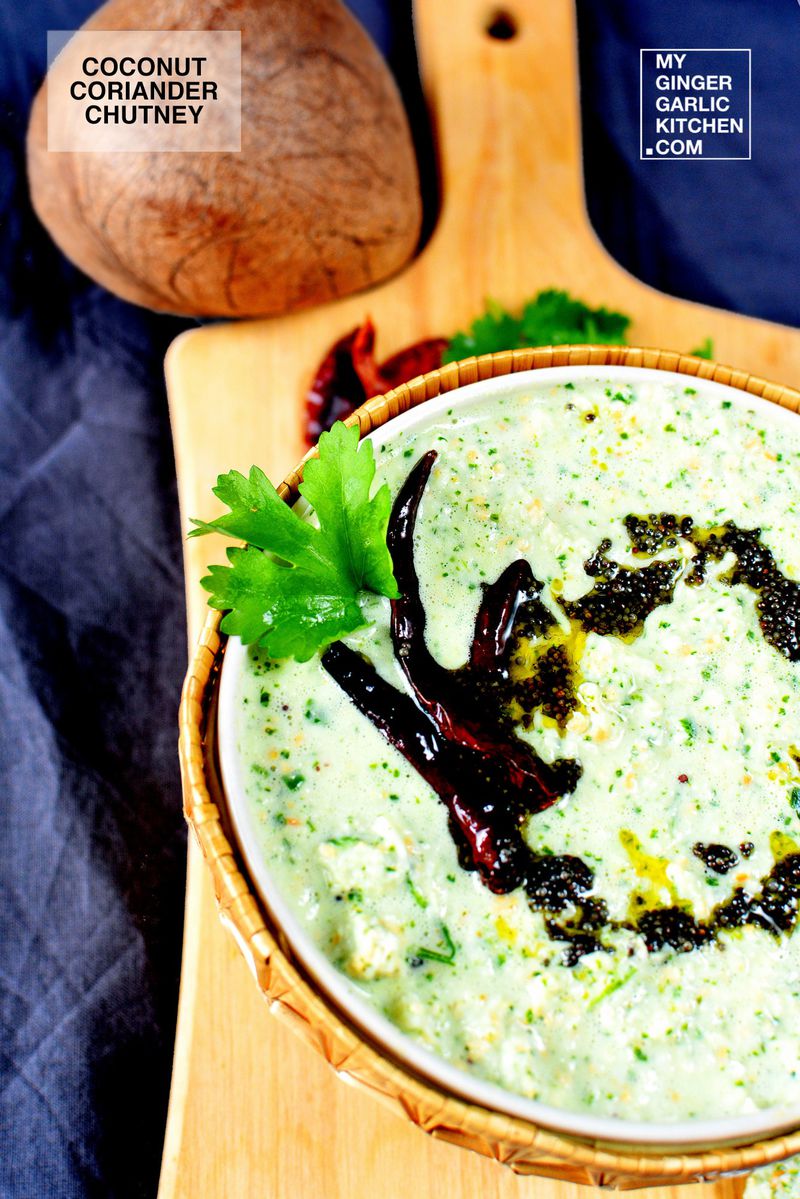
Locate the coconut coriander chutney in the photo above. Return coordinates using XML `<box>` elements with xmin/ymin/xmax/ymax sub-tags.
<box><xmin>232</xmin><ymin>373</ymin><xmax>800</xmax><ymax>1121</ymax></box>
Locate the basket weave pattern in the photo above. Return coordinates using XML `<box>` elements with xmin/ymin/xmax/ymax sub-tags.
<box><xmin>179</xmin><ymin>346</ymin><xmax>800</xmax><ymax>1188</ymax></box>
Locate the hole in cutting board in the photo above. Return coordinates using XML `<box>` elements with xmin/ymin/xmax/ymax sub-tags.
<box><xmin>485</xmin><ymin>10</ymin><xmax>519</xmax><ymax>40</ymax></box>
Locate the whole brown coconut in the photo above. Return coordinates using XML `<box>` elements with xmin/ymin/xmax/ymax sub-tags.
<box><xmin>26</xmin><ymin>0</ymin><xmax>422</xmax><ymax>317</ymax></box>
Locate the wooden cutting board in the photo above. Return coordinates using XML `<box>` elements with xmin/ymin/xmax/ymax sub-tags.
<box><xmin>160</xmin><ymin>2</ymin><xmax>800</xmax><ymax>1194</ymax></box>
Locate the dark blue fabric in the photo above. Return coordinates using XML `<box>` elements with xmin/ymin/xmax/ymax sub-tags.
<box><xmin>1</xmin><ymin>3</ymin><xmax>799</xmax><ymax>1197</ymax></box>
<box><xmin>576</xmin><ymin>0</ymin><xmax>800</xmax><ymax>326</ymax></box>
<box><xmin>0</xmin><ymin>4</ymin><xmax>193</xmax><ymax>1195</ymax></box>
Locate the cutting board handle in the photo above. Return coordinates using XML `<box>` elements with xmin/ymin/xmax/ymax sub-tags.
<box><xmin>413</xmin><ymin>0</ymin><xmax>588</xmax><ymax>269</ymax></box>
<box><xmin>158</xmin><ymin>8</ymin><xmax>800</xmax><ymax>1194</ymax></box>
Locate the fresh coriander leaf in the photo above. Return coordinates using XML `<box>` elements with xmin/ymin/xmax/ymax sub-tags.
<box><xmin>519</xmin><ymin>289</ymin><xmax>630</xmax><ymax>347</ymax></box>
<box><xmin>445</xmin><ymin>299</ymin><xmax>524</xmax><ymax>361</ymax></box>
<box><xmin>690</xmin><ymin>337</ymin><xmax>714</xmax><ymax>360</ymax></box>
<box><xmin>193</xmin><ymin>422</ymin><xmax>399</xmax><ymax>661</ymax></box>
<box><xmin>201</xmin><ymin>545</ymin><xmax>362</xmax><ymax>662</ymax></box>
<box><xmin>442</xmin><ymin>288</ymin><xmax>714</xmax><ymax>369</ymax></box>
<box><xmin>442</xmin><ymin>289</ymin><xmax>631</xmax><ymax>363</ymax></box>
<box><xmin>189</xmin><ymin>465</ymin><xmax>318</xmax><ymax>562</ymax></box>
<box><xmin>299</xmin><ymin>422</ymin><xmax>399</xmax><ymax>599</ymax></box>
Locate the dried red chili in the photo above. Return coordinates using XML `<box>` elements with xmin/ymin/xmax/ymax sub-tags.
<box><xmin>305</xmin><ymin>318</ymin><xmax>447</xmax><ymax>444</ymax></box>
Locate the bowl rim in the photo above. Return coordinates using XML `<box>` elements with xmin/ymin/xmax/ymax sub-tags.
<box><xmin>181</xmin><ymin>344</ymin><xmax>800</xmax><ymax>1182</ymax></box>
<box><xmin>218</xmin><ymin>362</ymin><xmax>800</xmax><ymax>1149</ymax></box>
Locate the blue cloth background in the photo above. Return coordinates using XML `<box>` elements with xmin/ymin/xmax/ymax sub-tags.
<box><xmin>1</xmin><ymin>2</ymin><xmax>798</xmax><ymax>1196</ymax></box>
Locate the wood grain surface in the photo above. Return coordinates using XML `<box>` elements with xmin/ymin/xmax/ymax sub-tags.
<box><xmin>160</xmin><ymin>1</ymin><xmax>800</xmax><ymax>1193</ymax></box>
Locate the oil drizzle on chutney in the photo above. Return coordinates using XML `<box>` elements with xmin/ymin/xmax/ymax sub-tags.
<box><xmin>322</xmin><ymin>456</ymin><xmax>800</xmax><ymax>964</ymax></box>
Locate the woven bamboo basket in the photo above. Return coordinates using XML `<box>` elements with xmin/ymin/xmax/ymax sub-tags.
<box><xmin>179</xmin><ymin>345</ymin><xmax>800</xmax><ymax>1189</ymax></box>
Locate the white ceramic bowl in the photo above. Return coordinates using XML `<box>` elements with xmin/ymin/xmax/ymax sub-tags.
<box><xmin>218</xmin><ymin>365</ymin><xmax>800</xmax><ymax>1151</ymax></box>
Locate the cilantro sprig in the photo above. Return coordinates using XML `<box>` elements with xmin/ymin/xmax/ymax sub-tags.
<box><xmin>442</xmin><ymin>289</ymin><xmax>631</xmax><ymax>363</ymax></box>
<box><xmin>191</xmin><ymin>421</ymin><xmax>399</xmax><ymax>662</ymax></box>
<box><xmin>442</xmin><ymin>289</ymin><xmax>714</xmax><ymax>365</ymax></box>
